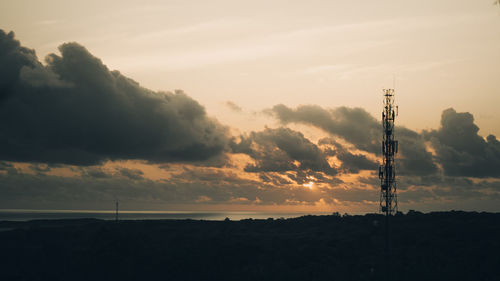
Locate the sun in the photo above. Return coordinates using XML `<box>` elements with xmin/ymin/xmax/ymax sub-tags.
<box><xmin>303</xmin><ymin>181</ymin><xmax>314</xmax><ymax>189</ymax></box>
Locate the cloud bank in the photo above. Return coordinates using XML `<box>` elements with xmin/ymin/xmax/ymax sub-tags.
<box><xmin>232</xmin><ymin>127</ymin><xmax>336</xmax><ymax>175</ymax></box>
<box><xmin>0</xmin><ymin>30</ymin><xmax>229</xmax><ymax>165</ymax></box>
<box><xmin>1</xmin><ymin>29</ymin><xmax>499</xmax><ymax>212</ymax></box>
<box><xmin>268</xmin><ymin>104</ymin><xmax>438</xmax><ymax>177</ymax></box>
<box><xmin>426</xmin><ymin>108</ymin><xmax>500</xmax><ymax>178</ymax></box>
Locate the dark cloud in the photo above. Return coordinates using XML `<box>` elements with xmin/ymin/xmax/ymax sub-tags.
<box><xmin>225</xmin><ymin>101</ymin><xmax>242</xmax><ymax>112</ymax></box>
<box><xmin>268</xmin><ymin>104</ymin><xmax>438</xmax><ymax>176</ymax></box>
<box><xmin>0</xmin><ymin>171</ymin><xmax>161</xmax><ymax>209</ymax></box>
<box><xmin>0</xmin><ymin>30</ymin><xmax>229</xmax><ymax>166</ymax></box>
<box><xmin>337</xmin><ymin>152</ymin><xmax>377</xmax><ymax>173</ymax></box>
<box><xmin>318</xmin><ymin>138</ymin><xmax>377</xmax><ymax>173</ymax></box>
<box><xmin>0</xmin><ymin>167</ymin><xmax>302</xmax><ymax>209</ymax></box>
<box><xmin>269</xmin><ymin>104</ymin><xmax>380</xmax><ymax>153</ymax></box>
<box><xmin>119</xmin><ymin>167</ymin><xmax>144</xmax><ymax>181</ymax></box>
<box><xmin>398</xmin><ymin>175</ymin><xmax>500</xmax><ymax>204</ymax></box>
<box><xmin>353</xmin><ymin>173</ymin><xmax>500</xmax><ymax>207</ymax></box>
<box><xmin>0</xmin><ymin>161</ymin><xmax>13</xmax><ymax>170</ymax></box>
<box><xmin>1</xmin><ymin>160</ymin><xmax>499</xmax><ymax>210</ymax></box>
<box><xmin>81</xmin><ymin>167</ymin><xmax>111</xmax><ymax>179</ymax></box>
<box><xmin>397</xmin><ymin>127</ymin><xmax>438</xmax><ymax>176</ymax></box>
<box><xmin>0</xmin><ymin>31</ymin><xmax>38</xmax><ymax>101</ymax></box>
<box><xmin>232</xmin><ymin>127</ymin><xmax>336</xmax><ymax>176</ymax></box>
<box><xmin>259</xmin><ymin>173</ymin><xmax>292</xmax><ymax>186</ymax></box>
<box><xmin>426</xmin><ymin>108</ymin><xmax>500</xmax><ymax>177</ymax></box>
<box><xmin>0</xmin><ymin>165</ymin><xmax>364</xmax><ymax>210</ymax></box>
<box><xmin>29</xmin><ymin>163</ymin><xmax>52</xmax><ymax>174</ymax></box>
<box><xmin>0</xmin><ymin>161</ymin><xmax>17</xmax><ymax>175</ymax></box>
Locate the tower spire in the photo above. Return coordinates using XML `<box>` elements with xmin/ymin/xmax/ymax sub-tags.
<box><xmin>378</xmin><ymin>88</ymin><xmax>398</xmax><ymax>281</ymax></box>
<box><xmin>379</xmin><ymin>88</ymin><xmax>398</xmax><ymax>215</ymax></box>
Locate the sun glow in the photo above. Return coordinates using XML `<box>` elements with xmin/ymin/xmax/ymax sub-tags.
<box><xmin>303</xmin><ymin>181</ymin><xmax>314</xmax><ymax>189</ymax></box>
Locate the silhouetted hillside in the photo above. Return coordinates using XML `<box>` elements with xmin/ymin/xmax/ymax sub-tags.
<box><xmin>0</xmin><ymin>211</ymin><xmax>499</xmax><ymax>281</ymax></box>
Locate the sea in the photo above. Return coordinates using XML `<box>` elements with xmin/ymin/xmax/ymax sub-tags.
<box><xmin>0</xmin><ymin>209</ymin><xmax>332</xmax><ymax>221</ymax></box>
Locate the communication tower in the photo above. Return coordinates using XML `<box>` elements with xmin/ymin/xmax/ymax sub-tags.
<box><xmin>379</xmin><ymin>89</ymin><xmax>398</xmax><ymax>215</ymax></box>
<box><xmin>378</xmin><ymin>88</ymin><xmax>398</xmax><ymax>280</ymax></box>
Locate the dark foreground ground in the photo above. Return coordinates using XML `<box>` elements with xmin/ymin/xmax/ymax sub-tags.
<box><xmin>0</xmin><ymin>211</ymin><xmax>499</xmax><ymax>281</ymax></box>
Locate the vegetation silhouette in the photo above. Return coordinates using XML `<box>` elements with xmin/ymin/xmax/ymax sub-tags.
<box><xmin>0</xmin><ymin>211</ymin><xmax>499</xmax><ymax>281</ymax></box>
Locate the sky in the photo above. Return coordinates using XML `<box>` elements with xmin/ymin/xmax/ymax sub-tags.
<box><xmin>0</xmin><ymin>0</ymin><xmax>499</xmax><ymax>213</ymax></box>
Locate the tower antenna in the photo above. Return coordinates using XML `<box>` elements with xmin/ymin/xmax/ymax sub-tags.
<box><xmin>115</xmin><ymin>199</ymin><xmax>119</xmax><ymax>222</ymax></box>
<box><xmin>378</xmin><ymin>88</ymin><xmax>398</xmax><ymax>280</ymax></box>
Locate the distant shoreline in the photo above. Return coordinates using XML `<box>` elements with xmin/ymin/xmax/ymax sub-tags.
<box><xmin>0</xmin><ymin>209</ymin><xmax>334</xmax><ymax>222</ymax></box>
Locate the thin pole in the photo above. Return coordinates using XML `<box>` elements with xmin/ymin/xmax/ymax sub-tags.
<box><xmin>385</xmin><ymin>207</ymin><xmax>390</xmax><ymax>281</ymax></box>
<box><xmin>115</xmin><ymin>200</ymin><xmax>119</xmax><ymax>222</ymax></box>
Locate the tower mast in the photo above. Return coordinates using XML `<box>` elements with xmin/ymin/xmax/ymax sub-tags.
<box><xmin>379</xmin><ymin>88</ymin><xmax>398</xmax><ymax>216</ymax></box>
<box><xmin>378</xmin><ymin>88</ymin><xmax>398</xmax><ymax>280</ymax></box>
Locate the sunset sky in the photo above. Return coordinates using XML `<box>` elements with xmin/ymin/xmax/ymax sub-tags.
<box><xmin>1</xmin><ymin>0</ymin><xmax>499</xmax><ymax>213</ymax></box>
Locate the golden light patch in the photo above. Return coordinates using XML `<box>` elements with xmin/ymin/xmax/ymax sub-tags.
<box><xmin>45</xmin><ymin>166</ymin><xmax>81</xmax><ymax>178</ymax></box>
<box><xmin>195</xmin><ymin>196</ymin><xmax>212</xmax><ymax>203</ymax></box>
<box><xmin>303</xmin><ymin>181</ymin><xmax>314</xmax><ymax>189</ymax></box>
<box><xmin>228</xmin><ymin>153</ymin><xmax>256</xmax><ymax>170</ymax></box>
<box><xmin>229</xmin><ymin>197</ymin><xmax>250</xmax><ymax>203</ymax></box>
